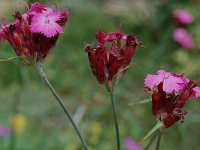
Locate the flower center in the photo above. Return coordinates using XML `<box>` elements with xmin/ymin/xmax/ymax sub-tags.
<box><xmin>45</xmin><ymin>18</ymin><xmax>50</xmax><ymax>24</ymax></box>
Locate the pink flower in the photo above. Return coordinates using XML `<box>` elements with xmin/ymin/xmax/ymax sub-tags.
<box><xmin>30</xmin><ymin>11</ymin><xmax>63</xmax><ymax>38</ymax></box>
<box><xmin>173</xmin><ymin>10</ymin><xmax>194</xmax><ymax>26</ymax></box>
<box><xmin>0</xmin><ymin>3</ymin><xmax>69</xmax><ymax>62</ymax></box>
<box><xmin>123</xmin><ymin>137</ymin><xmax>143</xmax><ymax>150</ymax></box>
<box><xmin>0</xmin><ymin>124</ymin><xmax>10</xmax><ymax>137</ymax></box>
<box><xmin>144</xmin><ymin>70</ymin><xmax>200</xmax><ymax>128</ymax></box>
<box><xmin>173</xmin><ymin>28</ymin><xmax>193</xmax><ymax>49</ymax></box>
<box><xmin>144</xmin><ymin>70</ymin><xmax>188</xmax><ymax>93</ymax></box>
<box><xmin>84</xmin><ymin>29</ymin><xmax>143</xmax><ymax>91</ymax></box>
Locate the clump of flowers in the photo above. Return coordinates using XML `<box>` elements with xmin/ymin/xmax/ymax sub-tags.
<box><xmin>0</xmin><ymin>2</ymin><xmax>69</xmax><ymax>62</ymax></box>
<box><xmin>0</xmin><ymin>3</ymin><xmax>88</xmax><ymax>149</ymax></box>
<box><xmin>84</xmin><ymin>30</ymin><xmax>143</xmax><ymax>91</ymax></box>
<box><xmin>144</xmin><ymin>70</ymin><xmax>200</xmax><ymax>128</ymax></box>
<box><xmin>173</xmin><ymin>28</ymin><xmax>193</xmax><ymax>49</ymax></box>
<box><xmin>172</xmin><ymin>9</ymin><xmax>194</xmax><ymax>50</ymax></box>
<box><xmin>173</xmin><ymin>9</ymin><xmax>194</xmax><ymax>26</ymax></box>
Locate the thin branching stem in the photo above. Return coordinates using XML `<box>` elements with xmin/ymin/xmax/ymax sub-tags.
<box><xmin>36</xmin><ymin>61</ymin><xmax>88</xmax><ymax>150</ymax></box>
<box><xmin>144</xmin><ymin>131</ymin><xmax>159</xmax><ymax>150</ymax></box>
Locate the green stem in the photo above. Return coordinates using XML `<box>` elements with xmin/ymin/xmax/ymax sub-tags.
<box><xmin>156</xmin><ymin>130</ymin><xmax>162</xmax><ymax>150</ymax></box>
<box><xmin>110</xmin><ymin>91</ymin><xmax>120</xmax><ymax>150</ymax></box>
<box><xmin>36</xmin><ymin>62</ymin><xmax>88</xmax><ymax>150</ymax></box>
<box><xmin>144</xmin><ymin>131</ymin><xmax>159</xmax><ymax>150</ymax></box>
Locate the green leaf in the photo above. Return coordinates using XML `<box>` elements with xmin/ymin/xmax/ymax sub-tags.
<box><xmin>128</xmin><ymin>98</ymin><xmax>151</xmax><ymax>106</ymax></box>
<box><xmin>143</xmin><ymin>121</ymin><xmax>163</xmax><ymax>139</ymax></box>
<box><xmin>0</xmin><ymin>56</ymin><xmax>27</xmax><ymax>62</ymax></box>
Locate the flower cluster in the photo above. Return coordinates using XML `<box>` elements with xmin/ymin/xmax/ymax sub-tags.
<box><xmin>0</xmin><ymin>3</ymin><xmax>69</xmax><ymax>62</ymax></box>
<box><xmin>144</xmin><ymin>70</ymin><xmax>200</xmax><ymax>128</ymax></box>
<box><xmin>172</xmin><ymin>9</ymin><xmax>194</xmax><ymax>49</ymax></box>
<box><xmin>84</xmin><ymin>30</ymin><xmax>143</xmax><ymax>91</ymax></box>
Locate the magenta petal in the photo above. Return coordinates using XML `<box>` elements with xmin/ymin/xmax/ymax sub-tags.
<box><xmin>144</xmin><ymin>74</ymin><xmax>162</xmax><ymax>88</ymax></box>
<box><xmin>30</xmin><ymin>11</ymin><xmax>63</xmax><ymax>37</ymax></box>
<box><xmin>29</xmin><ymin>3</ymin><xmax>46</xmax><ymax>13</ymax></box>
<box><xmin>192</xmin><ymin>87</ymin><xmax>200</xmax><ymax>98</ymax></box>
<box><xmin>163</xmin><ymin>76</ymin><xmax>181</xmax><ymax>93</ymax></box>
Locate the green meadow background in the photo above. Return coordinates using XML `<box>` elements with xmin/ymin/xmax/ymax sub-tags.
<box><xmin>0</xmin><ymin>0</ymin><xmax>200</xmax><ymax>149</ymax></box>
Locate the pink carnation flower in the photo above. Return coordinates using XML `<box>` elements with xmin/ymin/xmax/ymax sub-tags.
<box><xmin>144</xmin><ymin>70</ymin><xmax>188</xmax><ymax>93</ymax></box>
<box><xmin>144</xmin><ymin>70</ymin><xmax>200</xmax><ymax>128</ymax></box>
<box><xmin>173</xmin><ymin>28</ymin><xmax>193</xmax><ymax>49</ymax></box>
<box><xmin>30</xmin><ymin>11</ymin><xmax>63</xmax><ymax>38</ymax></box>
<box><xmin>173</xmin><ymin>9</ymin><xmax>194</xmax><ymax>26</ymax></box>
<box><xmin>0</xmin><ymin>2</ymin><xmax>69</xmax><ymax>62</ymax></box>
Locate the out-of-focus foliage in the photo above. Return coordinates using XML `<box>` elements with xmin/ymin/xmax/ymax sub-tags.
<box><xmin>0</xmin><ymin>0</ymin><xmax>200</xmax><ymax>149</ymax></box>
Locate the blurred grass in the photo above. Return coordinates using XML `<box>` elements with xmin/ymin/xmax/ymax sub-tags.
<box><xmin>0</xmin><ymin>0</ymin><xmax>200</xmax><ymax>149</ymax></box>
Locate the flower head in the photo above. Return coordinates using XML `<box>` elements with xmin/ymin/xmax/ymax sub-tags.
<box><xmin>173</xmin><ymin>28</ymin><xmax>193</xmax><ymax>49</ymax></box>
<box><xmin>0</xmin><ymin>2</ymin><xmax>69</xmax><ymax>62</ymax></box>
<box><xmin>144</xmin><ymin>70</ymin><xmax>200</xmax><ymax>128</ymax></box>
<box><xmin>145</xmin><ymin>70</ymin><xmax>188</xmax><ymax>93</ymax></box>
<box><xmin>84</xmin><ymin>29</ymin><xmax>143</xmax><ymax>91</ymax></box>
<box><xmin>173</xmin><ymin>9</ymin><xmax>194</xmax><ymax>26</ymax></box>
<box><xmin>30</xmin><ymin>10</ymin><xmax>63</xmax><ymax>38</ymax></box>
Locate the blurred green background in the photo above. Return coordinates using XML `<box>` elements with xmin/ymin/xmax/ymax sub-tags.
<box><xmin>0</xmin><ymin>0</ymin><xmax>200</xmax><ymax>149</ymax></box>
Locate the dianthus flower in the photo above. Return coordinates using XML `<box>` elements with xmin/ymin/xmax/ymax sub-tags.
<box><xmin>144</xmin><ymin>70</ymin><xmax>200</xmax><ymax>128</ymax></box>
<box><xmin>84</xmin><ymin>30</ymin><xmax>143</xmax><ymax>91</ymax></box>
<box><xmin>0</xmin><ymin>3</ymin><xmax>69</xmax><ymax>62</ymax></box>
<box><xmin>173</xmin><ymin>28</ymin><xmax>193</xmax><ymax>49</ymax></box>
<box><xmin>173</xmin><ymin>9</ymin><xmax>194</xmax><ymax>26</ymax></box>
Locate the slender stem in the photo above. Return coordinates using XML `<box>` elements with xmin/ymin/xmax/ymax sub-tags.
<box><xmin>110</xmin><ymin>91</ymin><xmax>120</xmax><ymax>150</ymax></box>
<box><xmin>156</xmin><ymin>130</ymin><xmax>162</xmax><ymax>150</ymax></box>
<box><xmin>144</xmin><ymin>131</ymin><xmax>158</xmax><ymax>150</ymax></box>
<box><xmin>36</xmin><ymin>62</ymin><xmax>88</xmax><ymax>150</ymax></box>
